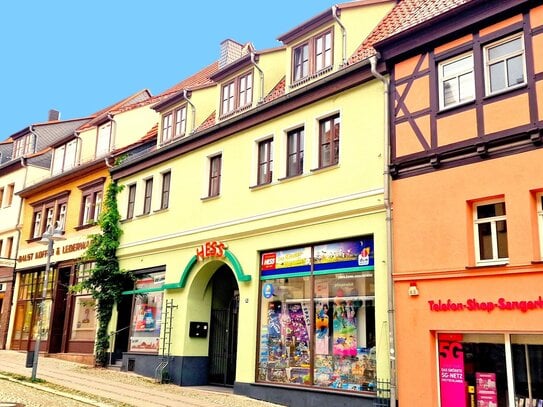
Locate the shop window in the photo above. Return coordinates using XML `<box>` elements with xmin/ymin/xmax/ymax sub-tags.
<box><xmin>129</xmin><ymin>272</ymin><xmax>165</xmax><ymax>353</ymax></box>
<box><xmin>474</xmin><ymin>201</ymin><xmax>508</xmax><ymax>265</ymax></box>
<box><xmin>71</xmin><ymin>263</ymin><xmax>96</xmax><ymax>340</ymax></box>
<box><xmin>437</xmin><ymin>333</ymin><xmax>543</xmax><ymax>407</ymax></box>
<box><xmin>484</xmin><ymin>33</ymin><xmax>526</xmax><ymax>96</ymax></box>
<box><xmin>286</xmin><ymin>127</ymin><xmax>304</xmax><ymax>178</ymax></box>
<box><xmin>318</xmin><ymin>114</ymin><xmax>340</xmax><ymax>168</ymax></box>
<box><xmin>258</xmin><ymin>237</ymin><xmax>376</xmax><ymax>393</ymax></box>
<box><xmin>438</xmin><ymin>53</ymin><xmax>474</xmax><ymax>110</ymax></box>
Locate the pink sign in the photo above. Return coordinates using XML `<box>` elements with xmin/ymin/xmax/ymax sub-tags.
<box><xmin>476</xmin><ymin>372</ymin><xmax>497</xmax><ymax>407</ymax></box>
<box><xmin>439</xmin><ymin>340</ymin><xmax>466</xmax><ymax>407</ymax></box>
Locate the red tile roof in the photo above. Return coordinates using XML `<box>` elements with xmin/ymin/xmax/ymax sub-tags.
<box><xmin>348</xmin><ymin>0</ymin><xmax>472</xmax><ymax>64</ymax></box>
<box><xmin>264</xmin><ymin>77</ymin><xmax>286</xmax><ymax>103</ymax></box>
<box><xmin>159</xmin><ymin>61</ymin><xmax>219</xmax><ymax>96</ymax></box>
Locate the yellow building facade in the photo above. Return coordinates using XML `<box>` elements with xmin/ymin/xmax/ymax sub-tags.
<box><xmin>109</xmin><ymin>2</ymin><xmax>395</xmax><ymax>405</ymax></box>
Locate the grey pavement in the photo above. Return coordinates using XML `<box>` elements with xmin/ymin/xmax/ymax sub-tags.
<box><xmin>0</xmin><ymin>350</ymin><xmax>284</xmax><ymax>407</ymax></box>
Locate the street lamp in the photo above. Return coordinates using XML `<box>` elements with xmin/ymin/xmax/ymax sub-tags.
<box><xmin>31</xmin><ymin>221</ymin><xmax>65</xmax><ymax>381</ymax></box>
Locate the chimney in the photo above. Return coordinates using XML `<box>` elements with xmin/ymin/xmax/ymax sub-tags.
<box><xmin>48</xmin><ymin>109</ymin><xmax>61</xmax><ymax>122</ymax></box>
<box><xmin>219</xmin><ymin>39</ymin><xmax>244</xmax><ymax>69</ymax></box>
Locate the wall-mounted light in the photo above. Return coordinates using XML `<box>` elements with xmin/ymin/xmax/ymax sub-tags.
<box><xmin>408</xmin><ymin>282</ymin><xmax>419</xmax><ymax>297</ymax></box>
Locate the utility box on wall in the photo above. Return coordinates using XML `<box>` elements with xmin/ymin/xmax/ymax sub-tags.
<box><xmin>189</xmin><ymin>321</ymin><xmax>208</xmax><ymax>338</ymax></box>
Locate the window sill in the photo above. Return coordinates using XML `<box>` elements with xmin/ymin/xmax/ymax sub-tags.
<box><xmin>201</xmin><ymin>194</ymin><xmax>220</xmax><ymax>202</ymax></box>
<box><xmin>438</xmin><ymin>99</ymin><xmax>475</xmax><ymax>114</ymax></box>
<box><xmin>153</xmin><ymin>207</ymin><xmax>169</xmax><ymax>214</ymax></box>
<box><xmin>310</xmin><ymin>163</ymin><xmax>339</xmax><ymax>174</ymax></box>
<box><xmin>466</xmin><ymin>261</ymin><xmax>509</xmax><ymax>269</ymax></box>
<box><xmin>249</xmin><ymin>182</ymin><xmax>273</xmax><ymax>191</ymax></box>
<box><xmin>483</xmin><ymin>82</ymin><xmax>526</xmax><ymax>100</ymax></box>
<box><xmin>136</xmin><ymin>212</ymin><xmax>152</xmax><ymax>219</ymax></box>
<box><xmin>74</xmin><ymin>223</ymin><xmax>97</xmax><ymax>231</ymax></box>
<box><xmin>278</xmin><ymin>173</ymin><xmax>304</xmax><ymax>182</ymax></box>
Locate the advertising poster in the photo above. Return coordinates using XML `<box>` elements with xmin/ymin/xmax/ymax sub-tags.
<box><xmin>332</xmin><ymin>300</ymin><xmax>358</xmax><ymax>356</ymax></box>
<box><xmin>260</xmin><ymin>246</ymin><xmax>311</xmax><ymax>278</ymax></box>
<box><xmin>476</xmin><ymin>372</ymin><xmax>497</xmax><ymax>407</ymax></box>
<box><xmin>314</xmin><ymin>238</ymin><xmax>374</xmax><ymax>272</ymax></box>
<box><xmin>438</xmin><ymin>338</ymin><xmax>466</xmax><ymax>407</ymax></box>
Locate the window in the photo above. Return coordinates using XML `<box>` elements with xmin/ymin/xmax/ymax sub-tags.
<box><xmin>13</xmin><ymin>133</ymin><xmax>36</xmax><ymax>159</ymax></box>
<box><xmin>439</xmin><ymin>53</ymin><xmax>475</xmax><ymax>109</ymax></box>
<box><xmin>292</xmin><ymin>30</ymin><xmax>333</xmax><ymax>83</ymax></box>
<box><xmin>71</xmin><ymin>263</ymin><xmax>97</xmax><ymax>340</ymax></box>
<box><xmin>96</xmin><ymin>122</ymin><xmax>112</xmax><ymax>157</ymax></box>
<box><xmin>474</xmin><ymin>201</ymin><xmax>508</xmax><ymax>264</ymax></box>
<box><xmin>52</xmin><ymin>139</ymin><xmax>78</xmax><ymax>175</ymax></box>
<box><xmin>0</xmin><ymin>240</ymin><xmax>3</xmax><ymax>257</ymax></box>
<box><xmin>143</xmin><ymin>178</ymin><xmax>153</xmax><ymax>215</ymax></box>
<box><xmin>257</xmin><ymin>238</ymin><xmax>376</xmax><ymax>393</ymax></box>
<box><xmin>319</xmin><ymin>114</ymin><xmax>340</xmax><ymax>168</ymax></box>
<box><xmin>208</xmin><ymin>155</ymin><xmax>222</xmax><ymax>198</ymax></box>
<box><xmin>6</xmin><ymin>237</ymin><xmax>13</xmax><ymax>259</ymax></box>
<box><xmin>160</xmin><ymin>171</ymin><xmax>171</xmax><ymax>210</ymax></box>
<box><xmin>287</xmin><ymin>128</ymin><xmax>304</xmax><ymax>177</ymax></box>
<box><xmin>5</xmin><ymin>183</ymin><xmax>14</xmax><ymax>207</ymax></box>
<box><xmin>484</xmin><ymin>34</ymin><xmax>526</xmax><ymax>95</ymax></box>
<box><xmin>161</xmin><ymin>106</ymin><xmax>187</xmax><ymax>145</ymax></box>
<box><xmin>257</xmin><ymin>139</ymin><xmax>273</xmax><ymax>185</ymax></box>
<box><xmin>30</xmin><ymin>194</ymin><xmax>68</xmax><ymax>239</ymax></box>
<box><xmin>79</xmin><ymin>181</ymin><xmax>103</xmax><ymax>226</ymax></box>
<box><xmin>0</xmin><ymin>187</ymin><xmax>3</xmax><ymax>208</ymax></box>
<box><xmin>126</xmin><ymin>184</ymin><xmax>136</xmax><ymax>219</ymax></box>
<box><xmin>220</xmin><ymin>71</ymin><xmax>254</xmax><ymax>117</ymax></box>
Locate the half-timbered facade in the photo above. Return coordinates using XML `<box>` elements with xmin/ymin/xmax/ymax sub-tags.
<box><xmin>372</xmin><ymin>0</ymin><xmax>543</xmax><ymax>405</ymax></box>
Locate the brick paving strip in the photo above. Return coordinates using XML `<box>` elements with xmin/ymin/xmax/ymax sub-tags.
<box><xmin>0</xmin><ymin>350</ymin><xmax>283</xmax><ymax>407</ymax></box>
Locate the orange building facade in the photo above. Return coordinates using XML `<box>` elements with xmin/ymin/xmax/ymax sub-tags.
<box><xmin>374</xmin><ymin>1</ymin><xmax>543</xmax><ymax>406</ymax></box>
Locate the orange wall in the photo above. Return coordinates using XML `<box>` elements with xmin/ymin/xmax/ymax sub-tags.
<box><xmin>393</xmin><ymin>148</ymin><xmax>543</xmax><ymax>274</ymax></box>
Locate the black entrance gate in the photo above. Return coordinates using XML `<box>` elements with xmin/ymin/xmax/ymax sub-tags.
<box><xmin>208</xmin><ymin>293</ymin><xmax>239</xmax><ymax>386</ymax></box>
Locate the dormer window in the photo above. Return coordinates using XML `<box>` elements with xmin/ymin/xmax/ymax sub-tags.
<box><xmin>52</xmin><ymin>138</ymin><xmax>78</xmax><ymax>175</ymax></box>
<box><xmin>220</xmin><ymin>71</ymin><xmax>253</xmax><ymax>118</ymax></box>
<box><xmin>96</xmin><ymin>122</ymin><xmax>112</xmax><ymax>158</ymax></box>
<box><xmin>161</xmin><ymin>105</ymin><xmax>187</xmax><ymax>145</ymax></box>
<box><xmin>13</xmin><ymin>133</ymin><xmax>36</xmax><ymax>159</ymax></box>
<box><xmin>292</xmin><ymin>29</ymin><xmax>333</xmax><ymax>84</ymax></box>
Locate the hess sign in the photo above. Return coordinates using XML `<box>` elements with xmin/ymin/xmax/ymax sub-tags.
<box><xmin>196</xmin><ymin>241</ymin><xmax>227</xmax><ymax>261</ymax></box>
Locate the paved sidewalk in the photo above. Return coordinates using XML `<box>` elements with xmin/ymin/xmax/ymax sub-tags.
<box><xmin>0</xmin><ymin>350</ymin><xmax>283</xmax><ymax>407</ymax></box>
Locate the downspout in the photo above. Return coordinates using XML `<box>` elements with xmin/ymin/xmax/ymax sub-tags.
<box><xmin>332</xmin><ymin>5</ymin><xmax>347</xmax><ymax>66</ymax></box>
<box><xmin>182</xmin><ymin>89</ymin><xmax>196</xmax><ymax>134</ymax></box>
<box><xmin>370</xmin><ymin>53</ymin><xmax>397</xmax><ymax>406</ymax></box>
<box><xmin>105</xmin><ymin>156</ymin><xmax>114</xmax><ymax>168</ymax></box>
<box><xmin>250</xmin><ymin>52</ymin><xmax>264</xmax><ymax>104</ymax></box>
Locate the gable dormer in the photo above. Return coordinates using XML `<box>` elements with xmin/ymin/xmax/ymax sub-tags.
<box><xmin>278</xmin><ymin>0</ymin><xmax>395</xmax><ymax>91</ymax></box>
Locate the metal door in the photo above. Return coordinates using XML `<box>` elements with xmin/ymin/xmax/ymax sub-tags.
<box><xmin>208</xmin><ymin>294</ymin><xmax>239</xmax><ymax>386</ymax></box>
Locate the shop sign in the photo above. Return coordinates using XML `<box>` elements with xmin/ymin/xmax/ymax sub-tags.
<box><xmin>17</xmin><ymin>240</ymin><xmax>90</xmax><ymax>263</ymax></box>
<box><xmin>438</xmin><ymin>339</ymin><xmax>466</xmax><ymax>407</ymax></box>
<box><xmin>428</xmin><ymin>296</ymin><xmax>543</xmax><ymax>313</ymax></box>
<box><xmin>196</xmin><ymin>241</ymin><xmax>226</xmax><ymax>261</ymax></box>
<box><xmin>262</xmin><ymin>283</ymin><xmax>274</xmax><ymax>299</ymax></box>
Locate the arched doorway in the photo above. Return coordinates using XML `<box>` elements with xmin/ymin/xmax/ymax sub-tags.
<box><xmin>208</xmin><ymin>264</ymin><xmax>239</xmax><ymax>386</ymax></box>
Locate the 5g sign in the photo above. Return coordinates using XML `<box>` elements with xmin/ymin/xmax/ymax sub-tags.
<box><xmin>439</xmin><ymin>338</ymin><xmax>466</xmax><ymax>407</ymax></box>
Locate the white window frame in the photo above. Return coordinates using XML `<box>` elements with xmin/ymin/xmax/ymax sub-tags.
<box><xmin>484</xmin><ymin>33</ymin><xmax>526</xmax><ymax>96</ymax></box>
<box><xmin>52</xmin><ymin>139</ymin><xmax>78</xmax><ymax>175</ymax></box>
<box><xmin>438</xmin><ymin>53</ymin><xmax>475</xmax><ymax>110</ymax></box>
<box><xmin>473</xmin><ymin>200</ymin><xmax>509</xmax><ymax>265</ymax></box>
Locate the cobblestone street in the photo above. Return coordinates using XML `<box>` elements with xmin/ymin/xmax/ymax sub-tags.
<box><xmin>0</xmin><ymin>350</ymin><xmax>284</xmax><ymax>407</ymax></box>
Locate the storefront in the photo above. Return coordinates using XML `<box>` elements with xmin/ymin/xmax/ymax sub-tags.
<box><xmin>257</xmin><ymin>237</ymin><xmax>377</xmax><ymax>393</ymax></box>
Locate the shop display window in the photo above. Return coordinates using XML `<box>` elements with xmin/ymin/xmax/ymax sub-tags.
<box><xmin>438</xmin><ymin>333</ymin><xmax>543</xmax><ymax>407</ymax></box>
<box><xmin>70</xmin><ymin>296</ymin><xmax>96</xmax><ymax>340</ymax></box>
<box><xmin>257</xmin><ymin>237</ymin><xmax>376</xmax><ymax>393</ymax></box>
<box><xmin>129</xmin><ymin>272</ymin><xmax>165</xmax><ymax>353</ymax></box>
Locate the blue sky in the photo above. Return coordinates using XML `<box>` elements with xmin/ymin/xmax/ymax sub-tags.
<box><xmin>0</xmin><ymin>1</ymin><xmax>336</xmax><ymax>138</ymax></box>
